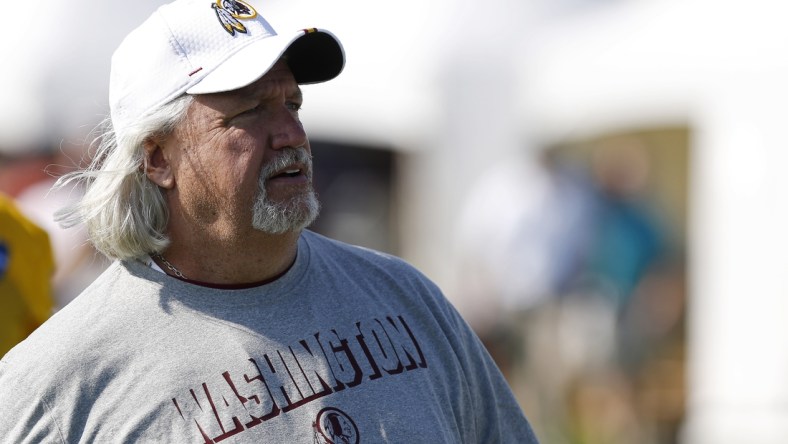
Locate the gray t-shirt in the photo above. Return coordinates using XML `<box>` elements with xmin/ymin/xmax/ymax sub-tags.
<box><xmin>0</xmin><ymin>230</ymin><xmax>538</xmax><ymax>443</ymax></box>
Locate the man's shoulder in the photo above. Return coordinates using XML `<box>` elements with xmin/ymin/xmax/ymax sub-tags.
<box><xmin>303</xmin><ymin>229</ymin><xmax>407</xmax><ymax>263</ymax></box>
<box><xmin>1</xmin><ymin>260</ymin><xmax>147</xmax><ymax>373</ymax></box>
<box><xmin>301</xmin><ymin>230</ymin><xmax>428</xmax><ymax>279</ymax></box>
<box><xmin>0</xmin><ymin>307</ymin><xmax>88</xmax><ymax>412</ymax></box>
<box><xmin>300</xmin><ymin>230</ymin><xmax>447</xmax><ymax>312</ymax></box>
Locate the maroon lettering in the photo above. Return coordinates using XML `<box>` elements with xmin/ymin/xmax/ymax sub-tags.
<box><xmin>278</xmin><ymin>344</ymin><xmax>333</xmax><ymax>412</ymax></box>
<box><xmin>317</xmin><ymin>330</ymin><xmax>364</xmax><ymax>390</ymax></box>
<box><xmin>222</xmin><ymin>362</ymin><xmax>280</xmax><ymax>429</ymax></box>
<box><xmin>172</xmin><ymin>381</ymin><xmax>245</xmax><ymax>443</ymax></box>
<box><xmin>387</xmin><ymin>316</ymin><xmax>428</xmax><ymax>369</ymax></box>
<box><xmin>355</xmin><ymin>321</ymin><xmax>383</xmax><ymax>380</ymax></box>
<box><xmin>357</xmin><ymin>318</ymin><xmax>418</xmax><ymax>377</ymax></box>
<box><xmin>171</xmin><ymin>313</ymin><xmax>428</xmax><ymax>442</ymax></box>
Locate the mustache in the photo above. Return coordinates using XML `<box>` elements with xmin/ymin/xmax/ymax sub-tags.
<box><xmin>260</xmin><ymin>147</ymin><xmax>313</xmax><ymax>181</ymax></box>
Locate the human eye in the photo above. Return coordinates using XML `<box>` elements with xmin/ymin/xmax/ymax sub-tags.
<box><xmin>226</xmin><ymin>104</ymin><xmax>262</xmax><ymax>124</ymax></box>
<box><xmin>287</xmin><ymin>88</ymin><xmax>304</xmax><ymax>113</ymax></box>
<box><xmin>239</xmin><ymin>104</ymin><xmax>263</xmax><ymax>116</ymax></box>
<box><xmin>286</xmin><ymin>100</ymin><xmax>302</xmax><ymax>112</ymax></box>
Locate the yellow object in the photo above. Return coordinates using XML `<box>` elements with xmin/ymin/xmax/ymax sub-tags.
<box><xmin>0</xmin><ymin>193</ymin><xmax>55</xmax><ymax>357</ymax></box>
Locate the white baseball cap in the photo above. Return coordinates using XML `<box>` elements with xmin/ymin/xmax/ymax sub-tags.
<box><xmin>109</xmin><ymin>0</ymin><xmax>344</xmax><ymax>137</ymax></box>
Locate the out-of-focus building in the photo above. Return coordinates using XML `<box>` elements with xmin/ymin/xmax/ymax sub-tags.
<box><xmin>2</xmin><ymin>0</ymin><xmax>787</xmax><ymax>442</ymax></box>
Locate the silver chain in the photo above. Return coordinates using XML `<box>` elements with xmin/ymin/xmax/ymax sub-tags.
<box><xmin>153</xmin><ymin>253</ymin><xmax>187</xmax><ymax>280</ymax></box>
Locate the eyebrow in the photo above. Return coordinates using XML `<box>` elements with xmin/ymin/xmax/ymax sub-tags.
<box><xmin>207</xmin><ymin>83</ymin><xmax>299</xmax><ymax>118</ymax></box>
<box><xmin>236</xmin><ymin>81</ymin><xmax>303</xmax><ymax>105</ymax></box>
<box><xmin>290</xmin><ymin>86</ymin><xmax>304</xmax><ymax>102</ymax></box>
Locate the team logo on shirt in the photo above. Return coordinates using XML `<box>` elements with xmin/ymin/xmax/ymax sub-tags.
<box><xmin>212</xmin><ymin>0</ymin><xmax>257</xmax><ymax>36</ymax></box>
<box><xmin>313</xmin><ymin>407</ymin><xmax>359</xmax><ymax>444</ymax></box>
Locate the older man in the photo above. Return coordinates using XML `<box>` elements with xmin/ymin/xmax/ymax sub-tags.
<box><xmin>0</xmin><ymin>0</ymin><xmax>539</xmax><ymax>442</ymax></box>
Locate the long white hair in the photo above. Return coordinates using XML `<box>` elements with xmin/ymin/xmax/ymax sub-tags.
<box><xmin>54</xmin><ymin>95</ymin><xmax>194</xmax><ymax>260</ymax></box>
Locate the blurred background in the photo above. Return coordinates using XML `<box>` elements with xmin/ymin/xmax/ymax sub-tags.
<box><xmin>2</xmin><ymin>0</ymin><xmax>788</xmax><ymax>442</ymax></box>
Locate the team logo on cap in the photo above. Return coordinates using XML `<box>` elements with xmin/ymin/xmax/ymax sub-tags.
<box><xmin>212</xmin><ymin>0</ymin><xmax>257</xmax><ymax>36</ymax></box>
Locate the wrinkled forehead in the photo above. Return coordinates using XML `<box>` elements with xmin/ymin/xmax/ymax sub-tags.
<box><xmin>226</xmin><ymin>60</ymin><xmax>300</xmax><ymax>97</ymax></box>
<box><xmin>192</xmin><ymin>60</ymin><xmax>301</xmax><ymax>108</ymax></box>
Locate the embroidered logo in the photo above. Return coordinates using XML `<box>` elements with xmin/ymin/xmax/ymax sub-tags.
<box><xmin>312</xmin><ymin>407</ymin><xmax>359</xmax><ymax>444</ymax></box>
<box><xmin>211</xmin><ymin>0</ymin><xmax>258</xmax><ymax>36</ymax></box>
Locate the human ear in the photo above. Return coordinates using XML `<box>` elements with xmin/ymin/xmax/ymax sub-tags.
<box><xmin>143</xmin><ymin>138</ymin><xmax>175</xmax><ymax>189</ymax></box>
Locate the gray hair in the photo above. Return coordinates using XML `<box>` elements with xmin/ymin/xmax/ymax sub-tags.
<box><xmin>54</xmin><ymin>95</ymin><xmax>194</xmax><ymax>261</ymax></box>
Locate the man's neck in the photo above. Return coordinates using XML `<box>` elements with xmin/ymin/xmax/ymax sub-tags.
<box><xmin>157</xmin><ymin>228</ymin><xmax>301</xmax><ymax>285</ymax></box>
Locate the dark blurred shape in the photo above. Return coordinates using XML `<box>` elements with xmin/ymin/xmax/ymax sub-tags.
<box><xmin>309</xmin><ymin>141</ymin><xmax>397</xmax><ymax>254</ymax></box>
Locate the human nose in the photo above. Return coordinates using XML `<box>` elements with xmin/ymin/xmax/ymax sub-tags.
<box><xmin>270</xmin><ymin>106</ymin><xmax>307</xmax><ymax>150</ymax></box>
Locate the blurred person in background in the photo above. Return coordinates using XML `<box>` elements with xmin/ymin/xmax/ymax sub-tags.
<box><xmin>581</xmin><ymin>137</ymin><xmax>665</xmax><ymax>313</ymax></box>
<box><xmin>0</xmin><ymin>0</ymin><xmax>538</xmax><ymax>442</ymax></box>
<box><xmin>0</xmin><ymin>193</ymin><xmax>55</xmax><ymax>357</ymax></box>
<box><xmin>454</xmin><ymin>150</ymin><xmax>602</xmax><ymax>441</ymax></box>
<box><xmin>0</xmin><ymin>146</ymin><xmax>108</xmax><ymax>310</ymax></box>
<box><xmin>1</xmin><ymin>0</ymin><xmax>175</xmax><ymax>311</ymax></box>
<box><xmin>12</xmin><ymin>147</ymin><xmax>109</xmax><ymax>309</ymax></box>
<box><xmin>455</xmin><ymin>136</ymin><xmax>680</xmax><ymax>444</ymax></box>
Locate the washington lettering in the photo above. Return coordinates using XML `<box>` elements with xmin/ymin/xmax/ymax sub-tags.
<box><xmin>171</xmin><ymin>314</ymin><xmax>428</xmax><ymax>443</ymax></box>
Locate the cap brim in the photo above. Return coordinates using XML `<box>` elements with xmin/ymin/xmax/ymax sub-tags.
<box><xmin>187</xmin><ymin>28</ymin><xmax>344</xmax><ymax>95</ymax></box>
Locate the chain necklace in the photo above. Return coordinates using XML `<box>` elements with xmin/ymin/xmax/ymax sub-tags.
<box><xmin>153</xmin><ymin>253</ymin><xmax>187</xmax><ymax>280</ymax></box>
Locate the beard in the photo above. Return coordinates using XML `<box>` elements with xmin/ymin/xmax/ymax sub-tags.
<box><xmin>251</xmin><ymin>147</ymin><xmax>320</xmax><ymax>234</ymax></box>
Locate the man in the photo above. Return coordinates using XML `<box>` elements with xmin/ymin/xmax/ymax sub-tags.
<box><xmin>0</xmin><ymin>0</ymin><xmax>539</xmax><ymax>442</ymax></box>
